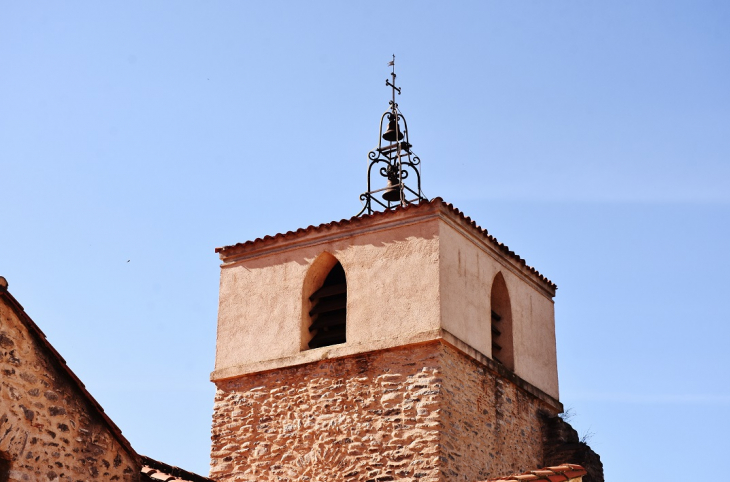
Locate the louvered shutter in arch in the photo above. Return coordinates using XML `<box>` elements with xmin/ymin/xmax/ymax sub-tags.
<box><xmin>308</xmin><ymin>262</ymin><xmax>347</xmax><ymax>349</ymax></box>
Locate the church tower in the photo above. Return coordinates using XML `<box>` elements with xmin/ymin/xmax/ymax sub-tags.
<box><xmin>209</xmin><ymin>62</ymin><xmax>598</xmax><ymax>482</ymax></box>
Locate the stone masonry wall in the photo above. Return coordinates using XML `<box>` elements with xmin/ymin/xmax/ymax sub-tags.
<box><xmin>210</xmin><ymin>341</ymin><xmax>558</xmax><ymax>482</ymax></box>
<box><xmin>541</xmin><ymin>415</ymin><xmax>604</xmax><ymax>482</ymax></box>
<box><xmin>439</xmin><ymin>344</ymin><xmax>552</xmax><ymax>481</ymax></box>
<box><xmin>0</xmin><ymin>299</ymin><xmax>138</xmax><ymax>481</ymax></box>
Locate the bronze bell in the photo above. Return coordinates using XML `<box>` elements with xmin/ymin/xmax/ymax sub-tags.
<box><xmin>382</xmin><ymin>177</ymin><xmax>401</xmax><ymax>202</ymax></box>
<box><xmin>382</xmin><ymin>117</ymin><xmax>404</xmax><ymax>142</ymax></box>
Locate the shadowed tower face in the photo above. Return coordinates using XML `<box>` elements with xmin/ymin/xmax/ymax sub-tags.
<box><xmin>210</xmin><ymin>200</ymin><xmax>563</xmax><ymax>482</ymax></box>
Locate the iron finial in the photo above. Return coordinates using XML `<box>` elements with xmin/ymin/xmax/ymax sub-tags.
<box><xmin>357</xmin><ymin>57</ymin><xmax>426</xmax><ymax>216</ymax></box>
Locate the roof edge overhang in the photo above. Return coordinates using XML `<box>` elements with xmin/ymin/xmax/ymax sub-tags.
<box><xmin>0</xmin><ymin>288</ymin><xmax>140</xmax><ymax>466</ymax></box>
<box><xmin>483</xmin><ymin>463</ymin><xmax>587</xmax><ymax>482</ymax></box>
<box><xmin>215</xmin><ymin>198</ymin><xmax>556</xmax><ymax>294</ymax></box>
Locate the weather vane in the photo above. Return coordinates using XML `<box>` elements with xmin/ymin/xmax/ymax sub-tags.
<box><xmin>357</xmin><ymin>55</ymin><xmax>426</xmax><ymax>216</ymax></box>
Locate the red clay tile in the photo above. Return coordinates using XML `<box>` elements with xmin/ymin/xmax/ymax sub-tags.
<box><xmin>487</xmin><ymin>464</ymin><xmax>586</xmax><ymax>482</ymax></box>
<box><xmin>141</xmin><ymin>455</ymin><xmax>214</xmax><ymax>482</ymax></box>
<box><xmin>531</xmin><ymin>470</ymin><xmax>554</xmax><ymax>476</ymax></box>
<box><xmin>215</xmin><ymin>198</ymin><xmax>557</xmax><ymax>291</ymax></box>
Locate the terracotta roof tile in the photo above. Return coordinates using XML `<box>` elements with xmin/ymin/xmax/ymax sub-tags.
<box><xmin>563</xmin><ymin>470</ymin><xmax>587</xmax><ymax>480</ymax></box>
<box><xmin>216</xmin><ymin>198</ymin><xmax>556</xmax><ymax>291</ymax></box>
<box><xmin>140</xmin><ymin>456</ymin><xmax>214</xmax><ymax>482</ymax></box>
<box><xmin>483</xmin><ymin>463</ymin><xmax>587</xmax><ymax>482</ymax></box>
<box><xmin>149</xmin><ymin>473</ymin><xmax>175</xmax><ymax>481</ymax></box>
<box><xmin>513</xmin><ymin>475</ymin><xmax>540</xmax><ymax>481</ymax></box>
<box><xmin>531</xmin><ymin>470</ymin><xmax>554</xmax><ymax>477</ymax></box>
<box><xmin>546</xmin><ymin>465</ymin><xmax>573</xmax><ymax>472</ymax></box>
<box><xmin>443</xmin><ymin>201</ymin><xmax>556</xmax><ymax>290</ymax></box>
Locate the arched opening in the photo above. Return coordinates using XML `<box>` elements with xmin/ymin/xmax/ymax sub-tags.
<box><xmin>490</xmin><ymin>272</ymin><xmax>514</xmax><ymax>371</ymax></box>
<box><xmin>0</xmin><ymin>451</ymin><xmax>11</xmax><ymax>482</ymax></box>
<box><xmin>307</xmin><ymin>260</ymin><xmax>347</xmax><ymax>349</ymax></box>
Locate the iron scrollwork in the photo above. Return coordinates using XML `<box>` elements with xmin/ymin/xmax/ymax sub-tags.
<box><xmin>357</xmin><ymin>56</ymin><xmax>426</xmax><ymax>216</ymax></box>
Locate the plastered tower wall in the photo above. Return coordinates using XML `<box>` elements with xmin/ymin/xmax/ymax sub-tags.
<box><xmin>438</xmin><ymin>217</ymin><xmax>558</xmax><ymax>398</ymax></box>
<box><xmin>213</xmin><ymin>208</ymin><xmax>442</xmax><ymax>380</ymax></box>
<box><xmin>211</xmin><ymin>200</ymin><xmax>562</xmax><ymax>482</ymax></box>
<box><xmin>0</xmin><ymin>293</ymin><xmax>139</xmax><ymax>481</ymax></box>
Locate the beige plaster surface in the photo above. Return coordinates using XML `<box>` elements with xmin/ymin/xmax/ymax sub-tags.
<box><xmin>214</xmin><ymin>203</ymin><xmax>559</xmax><ymax>399</ymax></box>
<box><xmin>216</xmin><ymin>211</ymin><xmax>441</xmax><ymax>373</ymax></box>
<box><xmin>438</xmin><ymin>220</ymin><xmax>559</xmax><ymax>398</ymax></box>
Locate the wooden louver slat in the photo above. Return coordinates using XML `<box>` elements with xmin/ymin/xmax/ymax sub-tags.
<box><xmin>309</xmin><ymin>283</ymin><xmax>347</xmax><ymax>301</ymax></box>
<box><xmin>309</xmin><ymin>294</ymin><xmax>347</xmax><ymax>316</ymax></box>
<box><xmin>309</xmin><ymin>326</ymin><xmax>346</xmax><ymax>348</ymax></box>
<box><xmin>308</xmin><ymin>262</ymin><xmax>347</xmax><ymax>349</ymax></box>
<box><xmin>309</xmin><ymin>309</ymin><xmax>346</xmax><ymax>331</ymax></box>
<box><xmin>492</xmin><ymin>309</ymin><xmax>503</xmax><ymax>362</ymax></box>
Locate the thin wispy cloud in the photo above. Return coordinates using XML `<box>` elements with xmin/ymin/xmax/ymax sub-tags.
<box><xmin>563</xmin><ymin>392</ymin><xmax>730</xmax><ymax>404</ymax></box>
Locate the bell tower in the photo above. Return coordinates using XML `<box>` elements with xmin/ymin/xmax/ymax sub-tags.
<box><xmin>209</xmin><ymin>60</ymin><xmax>596</xmax><ymax>482</ymax></box>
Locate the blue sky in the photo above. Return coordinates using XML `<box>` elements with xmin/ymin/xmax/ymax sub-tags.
<box><xmin>1</xmin><ymin>1</ymin><xmax>729</xmax><ymax>479</ymax></box>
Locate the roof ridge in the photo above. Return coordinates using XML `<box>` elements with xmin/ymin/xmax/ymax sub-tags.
<box><xmin>215</xmin><ymin>198</ymin><xmax>556</xmax><ymax>290</ymax></box>
<box><xmin>438</xmin><ymin>199</ymin><xmax>556</xmax><ymax>290</ymax></box>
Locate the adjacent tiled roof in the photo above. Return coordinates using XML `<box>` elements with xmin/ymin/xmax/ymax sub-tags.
<box><xmin>215</xmin><ymin>198</ymin><xmax>556</xmax><ymax>290</ymax></box>
<box><xmin>141</xmin><ymin>456</ymin><xmax>214</xmax><ymax>482</ymax></box>
<box><xmin>0</xmin><ymin>285</ymin><xmax>137</xmax><ymax>462</ymax></box>
<box><xmin>0</xmin><ymin>282</ymin><xmax>212</xmax><ymax>481</ymax></box>
<box><xmin>485</xmin><ymin>464</ymin><xmax>587</xmax><ymax>481</ymax></box>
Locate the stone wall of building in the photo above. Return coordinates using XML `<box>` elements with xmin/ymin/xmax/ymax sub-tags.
<box><xmin>438</xmin><ymin>343</ymin><xmax>553</xmax><ymax>481</ymax></box>
<box><xmin>541</xmin><ymin>414</ymin><xmax>604</xmax><ymax>482</ymax></box>
<box><xmin>0</xmin><ymin>296</ymin><xmax>139</xmax><ymax>481</ymax></box>
<box><xmin>210</xmin><ymin>341</ymin><xmax>560</xmax><ymax>482</ymax></box>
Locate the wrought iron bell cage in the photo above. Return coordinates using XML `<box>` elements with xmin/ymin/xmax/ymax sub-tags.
<box><xmin>358</xmin><ymin>56</ymin><xmax>426</xmax><ymax>216</ymax></box>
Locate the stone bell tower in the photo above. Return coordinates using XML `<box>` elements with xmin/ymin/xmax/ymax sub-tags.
<box><xmin>209</xmin><ymin>62</ymin><xmax>595</xmax><ymax>482</ymax></box>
